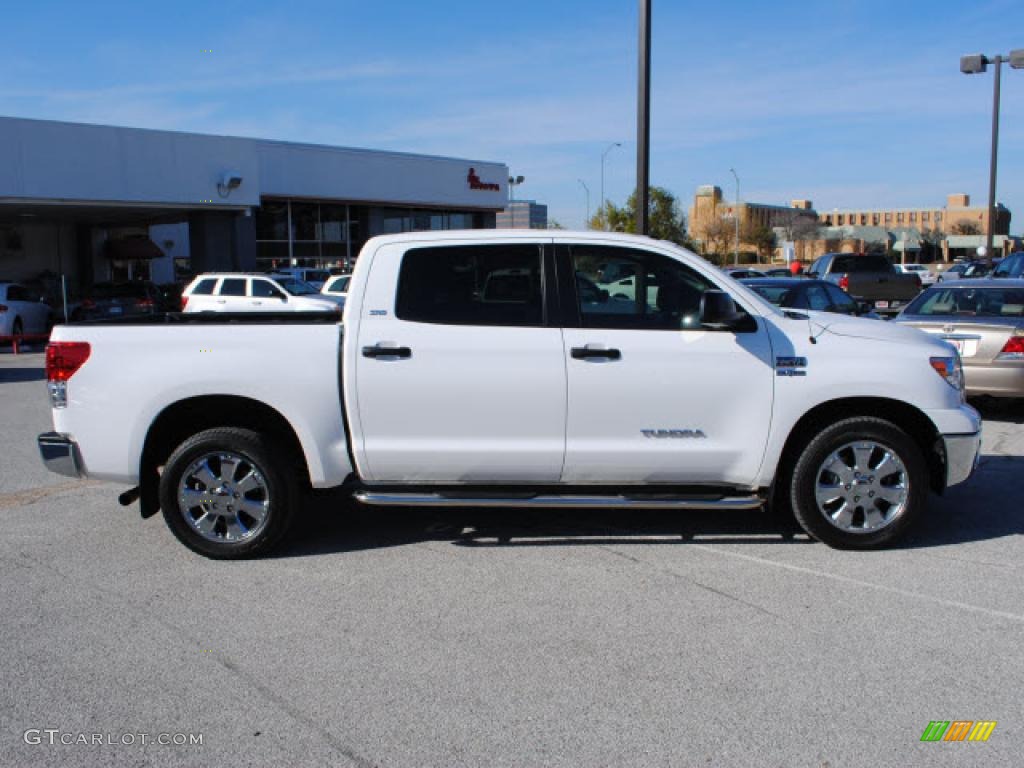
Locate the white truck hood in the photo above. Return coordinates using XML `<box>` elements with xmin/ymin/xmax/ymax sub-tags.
<box><xmin>806</xmin><ymin>311</ymin><xmax>951</xmax><ymax>351</ymax></box>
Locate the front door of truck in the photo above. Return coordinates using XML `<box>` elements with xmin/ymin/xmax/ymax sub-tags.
<box><xmin>558</xmin><ymin>243</ymin><xmax>774</xmax><ymax>487</ymax></box>
<box><xmin>352</xmin><ymin>239</ymin><xmax>566</xmax><ymax>484</ymax></box>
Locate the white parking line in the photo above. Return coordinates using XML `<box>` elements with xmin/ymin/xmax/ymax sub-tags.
<box><xmin>690</xmin><ymin>543</ymin><xmax>1024</xmax><ymax>624</ymax></box>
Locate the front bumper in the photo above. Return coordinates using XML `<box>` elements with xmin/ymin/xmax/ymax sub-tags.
<box><xmin>943</xmin><ymin>431</ymin><xmax>981</xmax><ymax>488</ymax></box>
<box><xmin>38</xmin><ymin>432</ymin><xmax>82</xmax><ymax>478</ymax></box>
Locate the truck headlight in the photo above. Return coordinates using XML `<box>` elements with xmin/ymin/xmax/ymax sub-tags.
<box><xmin>930</xmin><ymin>355</ymin><xmax>964</xmax><ymax>399</ymax></box>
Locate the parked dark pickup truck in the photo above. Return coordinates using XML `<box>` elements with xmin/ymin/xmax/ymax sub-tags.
<box><xmin>806</xmin><ymin>253</ymin><xmax>921</xmax><ymax>315</ymax></box>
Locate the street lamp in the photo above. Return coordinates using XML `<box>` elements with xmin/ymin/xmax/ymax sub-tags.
<box><xmin>729</xmin><ymin>168</ymin><xmax>740</xmax><ymax>266</ymax></box>
<box><xmin>959</xmin><ymin>48</ymin><xmax>1024</xmax><ymax>264</ymax></box>
<box><xmin>578</xmin><ymin>179</ymin><xmax>591</xmax><ymax>229</ymax></box>
<box><xmin>600</xmin><ymin>142</ymin><xmax>622</xmax><ymax>231</ymax></box>
<box><xmin>508</xmin><ymin>175</ymin><xmax>525</xmax><ymax>202</ymax></box>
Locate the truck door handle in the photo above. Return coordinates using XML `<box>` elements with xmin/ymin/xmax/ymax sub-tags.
<box><xmin>571</xmin><ymin>346</ymin><xmax>621</xmax><ymax>360</ymax></box>
<box><xmin>362</xmin><ymin>345</ymin><xmax>412</xmax><ymax>359</ymax></box>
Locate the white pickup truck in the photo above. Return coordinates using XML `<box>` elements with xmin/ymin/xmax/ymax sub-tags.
<box><xmin>38</xmin><ymin>231</ymin><xmax>981</xmax><ymax>558</ymax></box>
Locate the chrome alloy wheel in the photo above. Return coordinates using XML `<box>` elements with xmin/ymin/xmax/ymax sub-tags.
<box><xmin>814</xmin><ymin>441</ymin><xmax>909</xmax><ymax>533</ymax></box>
<box><xmin>177</xmin><ymin>452</ymin><xmax>270</xmax><ymax>543</ymax></box>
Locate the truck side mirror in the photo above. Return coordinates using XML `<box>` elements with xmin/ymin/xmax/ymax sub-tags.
<box><xmin>700</xmin><ymin>290</ymin><xmax>743</xmax><ymax>330</ymax></box>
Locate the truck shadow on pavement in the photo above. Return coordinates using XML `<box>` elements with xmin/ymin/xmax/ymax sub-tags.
<box><xmin>278</xmin><ymin>500</ymin><xmax>814</xmax><ymax>558</ymax></box>
<box><xmin>276</xmin><ymin>455</ymin><xmax>1023</xmax><ymax>557</ymax></box>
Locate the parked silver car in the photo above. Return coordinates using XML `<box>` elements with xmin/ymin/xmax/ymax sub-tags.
<box><xmin>894</xmin><ymin>280</ymin><xmax>1024</xmax><ymax>398</ymax></box>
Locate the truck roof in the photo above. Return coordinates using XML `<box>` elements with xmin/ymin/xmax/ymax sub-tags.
<box><xmin>362</xmin><ymin>229</ymin><xmax>670</xmax><ymax>249</ymax></box>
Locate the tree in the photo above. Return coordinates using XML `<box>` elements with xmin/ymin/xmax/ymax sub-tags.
<box><xmin>777</xmin><ymin>210</ymin><xmax>820</xmax><ymax>261</ymax></box>
<box><xmin>921</xmin><ymin>227</ymin><xmax>945</xmax><ymax>262</ymax></box>
<box><xmin>744</xmin><ymin>224</ymin><xmax>777</xmax><ymax>264</ymax></box>
<box><xmin>701</xmin><ymin>215</ymin><xmax>735</xmax><ymax>262</ymax></box>
<box><xmin>546</xmin><ymin>219</ymin><xmax>565</xmax><ymax>230</ymax></box>
<box><xmin>951</xmin><ymin>219</ymin><xmax>981</xmax><ymax>235</ymax></box>
<box><xmin>588</xmin><ymin>186</ymin><xmax>694</xmax><ymax>248</ymax></box>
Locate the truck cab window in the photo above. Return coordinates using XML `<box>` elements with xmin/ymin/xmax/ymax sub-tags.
<box><xmin>567</xmin><ymin>245</ymin><xmax>715</xmax><ymax>330</ymax></box>
<box><xmin>396</xmin><ymin>244</ymin><xmax>543</xmax><ymax>326</ymax></box>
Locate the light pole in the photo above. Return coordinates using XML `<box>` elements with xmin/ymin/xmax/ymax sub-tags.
<box><xmin>636</xmin><ymin>0</ymin><xmax>651</xmax><ymax>235</ymax></box>
<box><xmin>508</xmin><ymin>175</ymin><xmax>525</xmax><ymax>202</ymax></box>
<box><xmin>960</xmin><ymin>49</ymin><xmax>1024</xmax><ymax>264</ymax></box>
<box><xmin>729</xmin><ymin>167</ymin><xmax>740</xmax><ymax>266</ymax></box>
<box><xmin>578</xmin><ymin>179</ymin><xmax>591</xmax><ymax>229</ymax></box>
<box><xmin>600</xmin><ymin>142</ymin><xmax>622</xmax><ymax>231</ymax></box>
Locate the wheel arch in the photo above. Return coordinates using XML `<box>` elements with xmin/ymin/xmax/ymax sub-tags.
<box><xmin>139</xmin><ymin>395</ymin><xmax>310</xmax><ymax>519</ymax></box>
<box><xmin>773</xmin><ymin>397</ymin><xmax>945</xmax><ymax>505</ymax></box>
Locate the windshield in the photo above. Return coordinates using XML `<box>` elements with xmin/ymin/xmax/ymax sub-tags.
<box><xmin>904</xmin><ymin>286</ymin><xmax>1024</xmax><ymax>317</ymax></box>
<box><xmin>305</xmin><ymin>270</ymin><xmax>330</xmax><ymax>283</ymax></box>
<box><xmin>276</xmin><ymin>277</ymin><xmax>318</xmax><ymax>296</ymax></box>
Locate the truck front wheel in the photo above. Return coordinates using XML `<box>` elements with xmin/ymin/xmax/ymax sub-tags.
<box><xmin>158</xmin><ymin>428</ymin><xmax>298</xmax><ymax>559</ymax></box>
<box><xmin>789</xmin><ymin>417</ymin><xmax>928</xmax><ymax>549</ymax></box>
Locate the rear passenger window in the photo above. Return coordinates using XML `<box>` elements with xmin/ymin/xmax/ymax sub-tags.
<box><xmin>251</xmin><ymin>280</ymin><xmax>279</xmax><ymax>298</ymax></box>
<box><xmin>6</xmin><ymin>285</ymin><xmax>27</xmax><ymax>301</ymax></box>
<box><xmin>396</xmin><ymin>245</ymin><xmax>543</xmax><ymax>326</ymax></box>
<box><xmin>220</xmin><ymin>278</ymin><xmax>246</xmax><ymax>296</ymax></box>
<box><xmin>191</xmin><ymin>278</ymin><xmax>217</xmax><ymax>295</ymax></box>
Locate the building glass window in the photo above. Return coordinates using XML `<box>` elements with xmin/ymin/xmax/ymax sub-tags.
<box><xmin>320</xmin><ymin>204</ymin><xmax>348</xmax><ymax>242</ymax></box>
<box><xmin>255</xmin><ymin>202</ymin><xmax>289</xmax><ymax>241</ymax></box>
<box><xmin>290</xmin><ymin>202</ymin><xmax>319</xmax><ymax>241</ymax></box>
<box><xmin>254</xmin><ymin>199</ymin><xmax>492</xmax><ymax>272</ymax></box>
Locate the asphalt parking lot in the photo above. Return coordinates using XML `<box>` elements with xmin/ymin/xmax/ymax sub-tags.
<box><xmin>1</xmin><ymin>348</ymin><xmax>1022</xmax><ymax>767</ymax></box>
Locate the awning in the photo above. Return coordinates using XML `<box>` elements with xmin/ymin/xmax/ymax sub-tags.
<box><xmin>104</xmin><ymin>236</ymin><xmax>164</xmax><ymax>260</ymax></box>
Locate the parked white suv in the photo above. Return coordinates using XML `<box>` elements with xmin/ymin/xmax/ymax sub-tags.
<box><xmin>1</xmin><ymin>281</ymin><xmax>52</xmax><ymax>338</ymax></box>
<box><xmin>181</xmin><ymin>274</ymin><xmax>340</xmax><ymax>313</ymax></box>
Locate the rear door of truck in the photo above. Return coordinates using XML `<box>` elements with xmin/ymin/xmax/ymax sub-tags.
<box><xmin>349</xmin><ymin>237</ymin><xmax>566</xmax><ymax>484</ymax></box>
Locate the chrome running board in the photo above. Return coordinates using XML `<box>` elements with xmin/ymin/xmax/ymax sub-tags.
<box><xmin>353</xmin><ymin>492</ymin><xmax>762</xmax><ymax>510</ymax></box>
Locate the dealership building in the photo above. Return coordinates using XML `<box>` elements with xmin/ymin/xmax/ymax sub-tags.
<box><xmin>0</xmin><ymin>116</ymin><xmax>509</xmax><ymax>293</ymax></box>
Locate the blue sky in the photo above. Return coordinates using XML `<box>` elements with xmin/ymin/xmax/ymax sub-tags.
<box><xmin>2</xmin><ymin>0</ymin><xmax>1022</xmax><ymax>231</ymax></box>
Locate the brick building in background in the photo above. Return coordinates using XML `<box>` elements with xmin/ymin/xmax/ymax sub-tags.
<box><xmin>689</xmin><ymin>186</ymin><xmax>1016</xmax><ymax>264</ymax></box>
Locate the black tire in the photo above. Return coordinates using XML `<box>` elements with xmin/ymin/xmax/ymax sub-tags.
<box><xmin>159</xmin><ymin>427</ymin><xmax>299</xmax><ymax>559</ymax></box>
<box><xmin>789</xmin><ymin>417</ymin><xmax>928</xmax><ymax>550</ymax></box>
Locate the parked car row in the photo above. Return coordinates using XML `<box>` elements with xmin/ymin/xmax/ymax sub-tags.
<box><xmin>180</xmin><ymin>273</ymin><xmax>341</xmax><ymax>313</ymax></box>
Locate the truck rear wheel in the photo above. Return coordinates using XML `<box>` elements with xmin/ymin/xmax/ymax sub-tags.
<box><xmin>158</xmin><ymin>428</ymin><xmax>298</xmax><ymax>559</ymax></box>
<box><xmin>789</xmin><ymin>417</ymin><xmax>928</xmax><ymax>549</ymax></box>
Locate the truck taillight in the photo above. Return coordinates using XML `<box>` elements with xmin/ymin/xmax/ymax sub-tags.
<box><xmin>997</xmin><ymin>332</ymin><xmax>1024</xmax><ymax>360</ymax></box>
<box><xmin>838</xmin><ymin>275</ymin><xmax>849</xmax><ymax>290</ymax></box>
<box><xmin>135</xmin><ymin>298</ymin><xmax>155</xmax><ymax>309</ymax></box>
<box><xmin>0</xmin><ymin>304</ymin><xmax>7</xmax><ymax>313</ymax></box>
<box><xmin>46</xmin><ymin>342</ymin><xmax>91</xmax><ymax>382</ymax></box>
